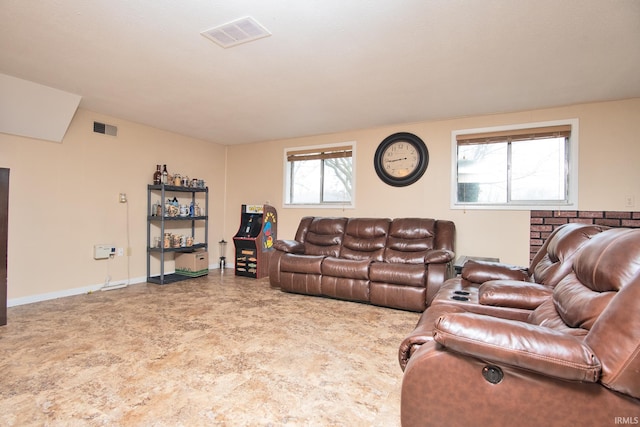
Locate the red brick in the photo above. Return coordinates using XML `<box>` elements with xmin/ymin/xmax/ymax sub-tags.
<box><xmin>569</xmin><ymin>218</ymin><xmax>594</xmax><ymax>225</ymax></box>
<box><xmin>579</xmin><ymin>211</ymin><xmax>604</xmax><ymax>218</ymax></box>
<box><xmin>545</xmin><ymin>218</ymin><xmax>569</xmax><ymax>225</ymax></box>
<box><xmin>529</xmin><ymin>209</ymin><xmax>640</xmax><ymax>261</ymax></box>
<box><xmin>595</xmin><ymin>219</ymin><xmax>622</xmax><ymax>227</ymax></box>
<box><xmin>531</xmin><ymin>225</ymin><xmax>553</xmax><ymax>232</ymax></box>
<box><xmin>622</xmin><ymin>219</ymin><xmax>640</xmax><ymax>228</ymax></box>
<box><xmin>554</xmin><ymin>211</ymin><xmax>578</xmax><ymax>218</ymax></box>
<box><xmin>531</xmin><ymin>210</ymin><xmax>553</xmax><ymax>218</ymax></box>
<box><xmin>605</xmin><ymin>211</ymin><xmax>631</xmax><ymax>219</ymax></box>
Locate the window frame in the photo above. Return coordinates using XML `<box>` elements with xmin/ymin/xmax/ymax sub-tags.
<box><xmin>451</xmin><ymin>119</ymin><xmax>579</xmax><ymax>210</ymax></box>
<box><xmin>283</xmin><ymin>141</ymin><xmax>356</xmax><ymax>209</ymax></box>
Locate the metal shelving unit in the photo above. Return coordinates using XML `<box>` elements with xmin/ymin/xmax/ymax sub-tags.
<box><xmin>146</xmin><ymin>184</ymin><xmax>208</xmax><ymax>284</ymax></box>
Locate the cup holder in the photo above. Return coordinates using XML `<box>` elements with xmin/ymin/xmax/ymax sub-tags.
<box><xmin>451</xmin><ymin>295</ymin><xmax>470</xmax><ymax>301</ymax></box>
<box><xmin>454</xmin><ymin>290</ymin><xmax>470</xmax><ymax>296</ymax></box>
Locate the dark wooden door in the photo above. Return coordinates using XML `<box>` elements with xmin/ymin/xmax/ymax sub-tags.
<box><xmin>0</xmin><ymin>168</ymin><xmax>8</xmax><ymax>325</ymax></box>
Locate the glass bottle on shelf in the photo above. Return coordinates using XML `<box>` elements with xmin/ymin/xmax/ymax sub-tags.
<box><xmin>153</xmin><ymin>165</ymin><xmax>161</xmax><ymax>185</ymax></box>
<box><xmin>161</xmin><ymin>164</ymin><xmax>168</xmax><ymax>184</ymax></box>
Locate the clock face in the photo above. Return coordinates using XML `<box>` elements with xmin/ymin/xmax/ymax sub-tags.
<box><xmin>381</xmin><ymin>141</ymin><xmax>420</xmax><ymax>178</ymax></box>
<box><xmin>374</xmin><ymin>132</ymin><xmax>429</xmax><ymax>187</ymax></box>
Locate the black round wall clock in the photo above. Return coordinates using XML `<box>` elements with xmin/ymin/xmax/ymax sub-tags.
<box><xmin>374</xmin><ymin>132</ymin><xmax>429</xmax><ymax>187</ymax></box>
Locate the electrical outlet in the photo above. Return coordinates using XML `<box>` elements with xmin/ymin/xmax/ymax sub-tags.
<box><xmin>117</xmin><ymin>248</ymin><xmax>124</xmax><ymax>256</ymax></box>
<box><xmin>625</xmin><ymin>195</ymin><xmax>635</xmax><ymax>207</ymax></box>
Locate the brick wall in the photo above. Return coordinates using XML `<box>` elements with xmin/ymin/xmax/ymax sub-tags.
<box><xmin>529</xmin><ymin>210</ymin><xmax>640</xmax><ymax>261</ymax></box>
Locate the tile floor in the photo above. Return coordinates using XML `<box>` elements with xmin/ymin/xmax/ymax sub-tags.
<box><xmin>0</xmin><ymin>272</ymin><xmax>419</xmax><ymax>426</ymax></box>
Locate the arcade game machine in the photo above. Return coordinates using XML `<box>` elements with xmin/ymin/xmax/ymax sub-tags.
<box><xmin>233</xmin><ymin>204</ymin><xmax>277</xmax><ymax>278</ymax></box>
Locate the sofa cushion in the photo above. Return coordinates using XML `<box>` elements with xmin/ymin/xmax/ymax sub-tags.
<box><xmin>321</xmin><ymin>257</ymin><xmax>371</xmax><ymax>280</ymax></box>
<box><xmin>553</xmin><ymin>277</ymin><xmax>615</xmax><ymax>330</ymax></box>
<box><xmin>478</xmin><ymin>280</ymin><xmax>553</xmax><ymax>310</ymax></box>
<box><xmin>370</xmin><ymin>262</ymin><xmax>425</xmax><ymax>287</ymax></box>
<box><xmin>384</xmin><ymin>218</ymin><xmax>435</xmax><ymax>263</ymax></box>
<box><xmin>321</xmin><ymin>276</ymin><xmax>370</xmax><ymax>302</ymax></box>
<box><xmin>304</xmin><ymin>217</ymin><xmax>347</xmax><ymax>256</ymax></box>
<box><xmin>370</xmin><ymin>283</ymin><xmax>427</xmax><ymax>312</ymax></box>
<box><xmin>461</xmin><ymin>260</ymin><xmax>529</xmax><ymax>283</ymax></box>
<box><xmin>339</xmin><ymin>218</ymin><xmax>390</xmax><ymax>261</ymax></box>
<box><xmin>280</xmin><ymin>254</ymin><xmax>324</xmax><ymax>274</ymax></box>
<box><xmin>572</xmin><ymin>228</ymin><xmax>640</xmax><ymax>292</ymax></box>
<box><xmin>552</xmin><ymin>228</ymin><xmax>640</xmax><ymax>330</ymax></box>
<box><xmin>532</xmin><ymin>223</ymin><xmax>608</xmax><ymax>286</ymax></box>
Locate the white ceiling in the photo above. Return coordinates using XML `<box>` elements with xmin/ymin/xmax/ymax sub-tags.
<box><xmin>1</xmin><ymin>0</ymin><xmax>639</xmax><ymax>145</ymax></box>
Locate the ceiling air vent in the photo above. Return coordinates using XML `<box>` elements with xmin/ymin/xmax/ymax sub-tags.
<box><xmin>201</xmin><ymin>16</ymin><xmax>271</xmax><ymax>48</ymax></box>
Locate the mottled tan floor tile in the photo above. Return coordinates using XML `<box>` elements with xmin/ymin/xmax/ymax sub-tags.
<box><xmin>0</xmin><ymin>272</ymin><xmax>419</xmax><ymax>426</ymax></box>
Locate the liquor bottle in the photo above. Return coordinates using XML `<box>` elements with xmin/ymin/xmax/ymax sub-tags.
<box><xmin>161</xmin><ymin>165</ymin><xmax>168</xmax><ymax>184</ymax></box>
<box><xmin>153</xmin><ymin>165</ymin><xmax>161</xmax><ymax>185</ymax></box>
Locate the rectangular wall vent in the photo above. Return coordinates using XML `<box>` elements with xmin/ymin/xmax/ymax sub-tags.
<box><xmin>93</xmin><ymin>121</ymin><xmax>117</xmax><ymax>136</ymax></box>
<box><xmin>201</xmin><ymin>16</ymin><xmax>271</xmax><ymax>48</ymax></box>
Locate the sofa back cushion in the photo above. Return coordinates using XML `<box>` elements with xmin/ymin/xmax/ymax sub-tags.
<box><xmin>294</xmin><ymin>216</ymin><xmax>315</xmax><ymax>242</ymax></box>
<box><xmin>551</xmin><ymin>228</ymin><xmax>637</xmax><ymax>329</ymax></box>
<box><xmin>339</xmin><ymin>218</ymin><xmax>390</xmax><ymax>261</ymax></box>
<box><xmin>532</xmin><ymin>223</ymin><xmax>607</xmax><ymax>286</ymax></box>
<box><xmin>549</xmin><ymin>228</ymin><xmax>640</xmax><ymax>398</ymax></box>
<box><xmin>581</xmin><ymin>228</ymin><xmax>640</xmax><ymax>398</ymax></box>
<box><xmin>303</xmin><ymin>217</ymin><xmax>348</xmax><ymax>257</ymax></box>
<box><xmin>383</xmin><ymin>218</ymin><xmax>436</xmax><ymax>264</ymax></box>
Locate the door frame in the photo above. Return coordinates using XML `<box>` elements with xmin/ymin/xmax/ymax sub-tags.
<box><xmin>0</xmin><ymin>168</ymin><xmax>8</xmax><ymax>325</ymax></box>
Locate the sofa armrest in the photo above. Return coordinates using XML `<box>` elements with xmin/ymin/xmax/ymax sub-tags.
<box><xmin>424</xmin><ymin>249</ymin><xmax>455</xmax><ymax>264</ymax></box>
<box><xmin>398</xmin><ymin>304</ymin><xmax>469</xmax><ymax>370</ymax></box>
<box><xmin>478</xmin><ymin>280</ymin><xmax>553</xmax><ymax>310</ymax></box>
<box><xmin>273</xmin><ymin>239</ymin><xmax>305</xmax><ymax>254</ymax></box>
<box><xmin>461</xmin><ymin>260</ymin><xmax>529</xmax><ymax>284</ymax></box>
<box><xmin>433</xmin><ymin>312</ymin><xmax>601</xmax><ymax>382</ymax></box>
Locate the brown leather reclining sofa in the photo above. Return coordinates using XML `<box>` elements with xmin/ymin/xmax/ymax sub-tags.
<box><xmin>399</xmin><ymin>222</ymin><xmax>609</xmax><ymax>369</ymax></box>
<box><xmin>268</xmin><ymin>217</ymin><xmax>456</xmax><ymax>312</ymax></box>
<box><xmin>400</xmin><ymin>227</ymin><xmax>640</xmax><ymax>426</ymax></box>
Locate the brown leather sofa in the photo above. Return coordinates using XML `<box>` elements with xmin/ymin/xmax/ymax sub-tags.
<box><xmin>399</xmin><ymin>222</ymin><xmax>608</xmax><ymax>369</ymax></box>
<box><xmin>400</xmin><ymin>227</ymin><xmax>640</xmax><ymax>426</ymax></box>
<box><xmin>268</xmin><ymin>217</ymin><xmax>456</xmax><ymax>312</ymax></box>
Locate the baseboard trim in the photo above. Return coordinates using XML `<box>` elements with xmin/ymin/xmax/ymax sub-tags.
<box><xmin>7</xmin><ymin>264</ymin><xmax>227</xmax><ymax>307</ymax></box>
<box><xmin>8</xmin><ymin>276</ymin><xmax>146</xmax><ymax>307</ymax></box>
<box><xmin>7</xmin><ymin>264</ymin><xmax>233</xmax><ymax>307</ymax></box>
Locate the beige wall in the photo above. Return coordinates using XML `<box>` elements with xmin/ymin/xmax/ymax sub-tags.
<box><xmin>224</xmin><ymin>98</ymin><xmax>640</xmax><ymax>267</ymax></box>
<box><xmin>2</xmin><ymin>98</ymin><xmax>638</xmax><ymax>303</ymax></box>
<box><xmin>0</xmin><ymin>108</ymin><xmax>226</xmax><ymax>302</ymax></box>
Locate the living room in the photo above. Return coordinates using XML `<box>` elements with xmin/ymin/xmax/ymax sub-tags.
<box><xmin>3</xmin><ymin>96</ymin><xmax>639</xmax><ymax>305</ymax></box>
<box><xmin>1</xmin><ymin>1</ymin><xmax>639</xmax><ymax>425</ymax></box>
